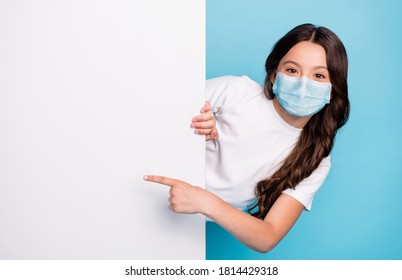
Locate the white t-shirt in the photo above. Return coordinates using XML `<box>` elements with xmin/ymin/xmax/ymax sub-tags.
<box><xmin>205</xmin><ymin>75</ymin><xmax>331</xmax><ymax>212</ymax></box>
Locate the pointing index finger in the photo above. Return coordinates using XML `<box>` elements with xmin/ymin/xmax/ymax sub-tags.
<box><xmin>143</xmin><ymin>175</ymin><xmax>174</xmax><ymax>187</ymax></box>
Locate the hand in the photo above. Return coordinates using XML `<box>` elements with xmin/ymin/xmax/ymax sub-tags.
<box><xmin>190</xmin><ymin>101</ymin><xmax>219</xmax><ymax>141</ymax></box>
<box><xmin>143</xmin><ymin>175</ymin><xmax>210</xmax><ymax>214</ymax></box>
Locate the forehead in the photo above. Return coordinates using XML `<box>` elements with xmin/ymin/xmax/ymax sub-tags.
<box><xmin>280</xmin><ymin>41</ymin><xmax>327</xmax><ymax>68</ymax></box>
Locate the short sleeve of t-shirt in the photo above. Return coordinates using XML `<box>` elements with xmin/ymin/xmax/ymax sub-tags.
<box><xmin>282</xmin><ymin>156</ymin><xmax>331</xmax><ymax>210</ymax></box>
<box><xmin>206</xmin><ymin>75</ymin><xmax>254</xmax><ymax>114</ymax></box>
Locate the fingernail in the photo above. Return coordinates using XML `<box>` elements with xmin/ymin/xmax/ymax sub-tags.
<box><xmin>143</xmin><ymin>176</ymin><xmax>148</xmax><ymax>180</ymax></box>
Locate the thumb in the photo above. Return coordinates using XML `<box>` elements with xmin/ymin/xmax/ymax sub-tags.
<box><xmin>200</xmin><ymin>100</ymin><xmax>211</xmax><ymax>113</ymax></box>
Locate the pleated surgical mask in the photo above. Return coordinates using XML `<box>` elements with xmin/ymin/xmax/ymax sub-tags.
<box><xmin>272</xmin><ymin>72</ymin><xmax>331</xmax><ymax>117</ymax></box>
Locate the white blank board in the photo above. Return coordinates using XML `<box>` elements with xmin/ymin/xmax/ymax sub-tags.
<box><xmin>0</xmin><ymin>0</ymin><xmax>205</xmax><ymax>259</ymax></box>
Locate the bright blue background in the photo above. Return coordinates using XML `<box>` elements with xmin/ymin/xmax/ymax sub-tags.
<box><xmin>206</xmin><ymin>0</ymin><xmax>402</xmax><ymax>260</ymax></box>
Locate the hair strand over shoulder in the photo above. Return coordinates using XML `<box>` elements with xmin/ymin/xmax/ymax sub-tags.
<box><xmin>249</xmin><ymin>23</ymin><xmax>350</xmax><ymax>219</ymax></box>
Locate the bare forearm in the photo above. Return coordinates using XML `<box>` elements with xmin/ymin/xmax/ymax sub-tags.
<box><xmin>202</xmin><ymin>193</ymin><xmax>278</xmax><ymax>253</ymax></box>
<box><xmin>143</xmin><ymin>175</ymin><xmax>302</xmax><ymax>253</ymax></box>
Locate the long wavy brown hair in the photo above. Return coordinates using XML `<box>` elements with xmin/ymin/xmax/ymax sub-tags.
<box><xmin>249</xmin><ymin>23</ymin><xmax>350</xmax><ymax>220</ymax></box>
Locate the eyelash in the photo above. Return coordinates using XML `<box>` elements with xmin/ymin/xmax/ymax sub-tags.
<box><xmin>286</xmin><ymin>68</ymin><xmax>297</xmax><ymax>74</ymax></box>
<box><xmin>286</xmin><ymin>68</ymin><xmax>327</xmax><ymax>79</ymax></box>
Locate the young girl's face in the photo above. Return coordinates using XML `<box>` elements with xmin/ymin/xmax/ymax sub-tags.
<box><xmin>276</xmin><ymin>41</ymin><xmax>330</xmax><ymax>83</ymax></box>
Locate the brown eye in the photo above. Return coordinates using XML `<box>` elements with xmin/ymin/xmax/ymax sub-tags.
<box><xmin>286</xmin><ymin>68</ymin><xmax>297</xmax><ymax>74</ymax></box>
<box><xmin>315</xmin><ymin>73</ymin><xmax>326</xmax><ymax>79</ymax></box>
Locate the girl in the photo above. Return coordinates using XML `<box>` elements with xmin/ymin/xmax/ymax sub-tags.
<box><xmin>144</xmin><ymin>23</ymin><xmax>350</xmax><ymax>253</ymax></box>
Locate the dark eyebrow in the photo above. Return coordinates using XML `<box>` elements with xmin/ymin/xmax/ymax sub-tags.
<box><xmin>312</xmin><ymin>65</ymin><xmax>328</xmax><ymax>70</ymax></box>
<box><xmin>283</xmin><ymin>60</ymin><xmax>301</xmax><ymax>68</ymax></box>
<box><xmin>283</xmin><ymin>60</ymin><xmax>328</xmax><ymax>71</ymax></box>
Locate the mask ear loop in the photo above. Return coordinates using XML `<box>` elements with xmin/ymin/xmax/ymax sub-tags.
<box><xmin>327</xmin><ymin>84</ymin><xmax>333</xmax><ymax>102</ymax></box>
<box><xmin>269</xmin><ymin>70</ymin><xmax>277</xmax><ymax>90</ymax></box>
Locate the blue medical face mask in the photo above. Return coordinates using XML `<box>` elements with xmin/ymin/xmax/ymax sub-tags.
<box><xmin>272</xmin><ymin>72</ymin><xmax>332</xmax><ymax>117</ymax></box>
